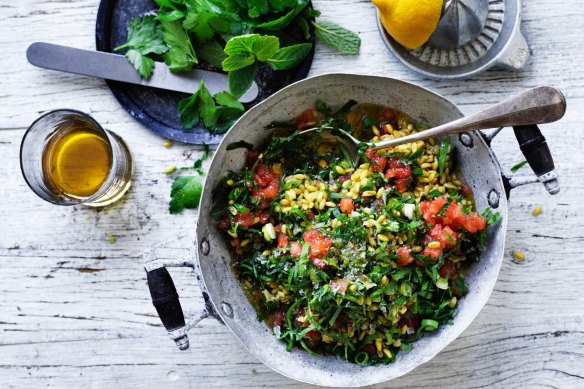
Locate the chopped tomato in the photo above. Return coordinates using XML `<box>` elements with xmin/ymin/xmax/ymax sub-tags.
<box><xmin>428</xmin><ymin>224</ymin><xmax>458</xmax><ymax>249</ymax></box>
<box><xmin>272</xmin><ymin>306</ymin><xmax>286</xmax><ymax>327</ymax></box>
<box><xmin>385</xmin><ymin>157</ymin><xmax>412</xmax><ymax>179</ymax></box>
<box><xmin>304</xmin><ymin>329</ymin><xmax>321</xmax><ymax>349</ymax></box>
<box><xmin>396</xmin><ymin>245</ymin><xmax>414</xmax><ymax>266</ymax></box>
<box><xmin>277</xmin><ymin>233</ymin><xmax>289</xmax><ymax>248</ymax></box>
<box><xmin>395</xmin><ymin>177</ymin><xmax>412</xmax><ymax>192</ymax></box>
<box><xmin>296</xmin><ymin>109</ymin><xmax>318</xmax><ymax>130</ymax></box>
<box><xmin>340</xmin><ymin>198</ymin><xmax>355</xmax><ymax>214</ymax></box>
<box><xmin>423</xmin><ymin>246</ymin><xmax>441</xmax><ymax>259</ymax></box>
<box><xmin>382</xmin><ymin>108</ymin><xmax>395</xmax><ymax>121</ymax></box>
<box><xmin>234</xmin><ymin>209</ymin><xmax>254</xmax><ymax>228</ymax></box>
<box><xmin>337</xmin><ymin>173</ymin><xmax>351</xmax><ymax>184</ymax></box>
<box><xmin>303</xmin><ymin>229</ymin><xmax>323</xmax><ymax>243</ymax></box>
<box><xmin>365</xmin><ymin>147</ymin><xmax>387</xmax><ymax>172</ymax></box>
<box><xmin>252</xmin><ymin>164</ymin><xmax>280</xmax><ymax>201</ymax></box>
<box><xmin>439</xmin><ymin>260</ymin><xmax>457</xmax><ymax>279</ymax></box>
<box><xmin>463</xmin><ymin>212</ymin><xmax>487</xmax><ymax>233</ymax></box>
<box><xmin>310</xmin><ymin>256</ymin><xmax>328</xmax><ymax>270</ymax></box>
<box><xmin>290</xmin><ymin>242</ymin><xmax>303</xmax><ymax>257</ymax></box>
<box><xmin>329</xmin><ymin>279</ymin><xmax>349</xmax><ymax>295</ymax></box>
<box><xmin>257</xmin><ymin>209</ymin><xmax>270</xmax><ymax>224</ymax></box>
<box><xmin>245</xmin><ymin>151</ymin><xmax>259</xmax><ymax>167</ymax></box>
<box><xmin>420</xmin><ymin>196</ymin><xmax>447</xmax><ymax>225</ymax></box>
<box><xmin>444</xmin><ymin>201</ymin><xmax>467</xmax><ymax>228</ymax></box>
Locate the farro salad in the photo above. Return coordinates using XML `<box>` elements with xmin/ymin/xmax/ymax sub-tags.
<box><xmin>215</xmin><ymin>101</ymin><xmax>499</xmax><ymax>365</ymax></box>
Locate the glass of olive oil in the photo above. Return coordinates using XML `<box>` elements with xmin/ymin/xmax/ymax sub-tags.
<box><xmin>21</xmin><ymin>110</ymin><xmax>132</xmax><ymax>206</ymax></box>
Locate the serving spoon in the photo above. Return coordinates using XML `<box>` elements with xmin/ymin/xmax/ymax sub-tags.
<box><xmin>299</xmin><ymin>86</ymin><xmax>566</xmax><ymax>165</ymax></box>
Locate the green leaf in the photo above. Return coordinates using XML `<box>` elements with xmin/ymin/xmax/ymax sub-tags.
<box><xmin>267</xmin><ymin>43</ymin><xmax>312</xmax><ymax>70</ymax></box>
<box><xmin>182</xmin><ymin>11</ymin><xmax>216</xmax><ymax>42</ymax></box>
<box><xmin>198</xmin><ymin>39</ymin><xmax>228</xmax><ymax>68</ymax></box>
<box><xmin>161</xmin><ymin>20</ymin><xmax>198</xmax><ymax>73</ymax></box>
<box><xmin>215</xmin><ymin>91</ymin><xmax>245</xmax><ymax>111</ymax></box>
<box><xmin>158</xmin><ymin>9</ymin><xmax>187</xmax><ymax>22</ymax></box>
<box><xmin>222</xmin><ymin>52</ymin><xmax>256</xmax><ymax>71</ymax></box>
<box><xmin>229</xmin><ymin>62</ymin><xmax>257</xmax><ymax>98</ymax></box>
<box><xmin>246</xmin><ymin>0</ymin><xmax>269</xmax><ymax>18</ymax></box>
<box><xmin>125</xmin><ymin>49</ymin><xmax>155</xmax><ymax>79</ymax></box>
<box><xmin>254</xmin><ymin>1</ymin><xmax>308</xmax><ymax>29</ymax></box>
<box><xmin>438</xmin><ymin>137</ymin><xmax>450</xmax><ymax>177</ymax></box>
<box><xmin>114</xmin><ymin>15</ymin><xmax>167</xmax><ymax>79</ymax></box>
<box><xmin>169</xmin><ymin>176</ymin><xmax>203</xmax><ymax>214</ymax></box>
<box><xmin>252</xmin><ymin>35</ymin><xmax>280</xmax><ymax>61</ymax></box>
<box><xmin>510</xmin><ymin>160</ymin><xmax>528</xmax><ymax>173</ymax></box>
<box><xmin>226</xmin><ymin>140</ymin><xmax>255</xmax><ymax>150</ymax></box>
<box><xmin>178</xmin><ymin>80</ymin><xmax>215</xmax><ymax>129</ymax></box>
<box><xmin>312</xmin><ymin>20</ymin><xmax>360</xmax><ymax>54</ymax></box>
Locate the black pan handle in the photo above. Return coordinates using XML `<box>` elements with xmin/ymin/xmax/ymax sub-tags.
<box><xmin>143</xmin><ymin>250</ymin><xmax>221</xmax><ymax>351</ymax></box>
<box><xmin>146</xmin><ymin>267</ymin><xmax>189</xmax><ymax>350</ymax></box>
<box><xmin>513</xmin><ymin>124</ymin><xmax>559</xmax><ymax>195</ymax></box>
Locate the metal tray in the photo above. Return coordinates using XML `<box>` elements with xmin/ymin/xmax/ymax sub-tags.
<box><xmin>95</xmin><ymin>0</ymin><xmax>315</xmax><ymax>145</ymax></box>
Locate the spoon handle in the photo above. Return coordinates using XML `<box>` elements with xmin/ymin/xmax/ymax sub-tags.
<box><xmin>372</xmin><ymin>86</ymin><xmax>566</xmax><ymax>149</ymax></box>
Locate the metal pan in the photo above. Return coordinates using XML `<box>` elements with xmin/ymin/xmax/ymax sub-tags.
<box><xmin>143</xmin><ymin>74</ymin><xmax>561</xmax><ymax>386</ymax></box>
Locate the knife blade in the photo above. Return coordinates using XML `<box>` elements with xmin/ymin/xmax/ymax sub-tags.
<box><xmin>26</xmin><ymin>42</ymin><xmax>259</xmax><ymax>103</ymax></box>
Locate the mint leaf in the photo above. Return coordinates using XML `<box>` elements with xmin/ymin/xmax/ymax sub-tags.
<box><xmin>267</xmin><ymin>43</ymin><xmax>312</xmax><ymax>70</ymax></box>
<box><xmin>114</xmin><ymin>16</ymin><xmax>167</xmax><ymax>79</ymax></box>
<box><xmin>229</xmin><ymin>62</ymin><xmax>257</xmax><ymax>98</ymax></box>
<box><xmin>312</xmin><ymin>20</ymin><xmax>360</xmax><ymax>54</ymax></box>
<box><xmin>161</xmin><ymin>20</ymin><xmax>198</xmax><ymax>73</ymax></box>
<box><xmin>251</xmin><ymin>35</ymin><xmax>280</xmax><ymax>60</ymax></box>
<box><xmin>254</xmin><ymin>0</ymin><xmax>308</xmax><ymax>29</ymax></box>
<box><xmin>178</xmin><ymin>80</ymin><xmax>217</xmax><ymax>129</ymax></box>
<box><xmin>222</xmin><ymin>52</ymin><xmax>255</xmax><ymax>71</ymax></box>
<box><xmin>169</xmin><ymin>176</ymin><xmax>203</xmax><ymax>214</ymax></box>
<box><xmin>198</xmin><ymin>39</ymin><xmax>228</xmax><ymax>68</ymax></box>
<box><xmin>215</xmin><ymin>92</ymin><xmax>245</xmax><ymax>110</ymax></box>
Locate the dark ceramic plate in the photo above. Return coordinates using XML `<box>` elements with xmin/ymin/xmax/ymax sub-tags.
<box><xmin>95</xmin><ymin>0</ymin><xmax>314</xmax><ymax>145</ymax></box>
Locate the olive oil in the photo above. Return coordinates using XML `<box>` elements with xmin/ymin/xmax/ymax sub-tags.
<box><xmin>42</xmin><ymin>129</ymin><xmax>112</xmax><ymax>199</ymax></box>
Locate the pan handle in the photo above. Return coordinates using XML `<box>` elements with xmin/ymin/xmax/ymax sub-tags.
<box><xmin>143</xmin><ymin>249</ymin><xmax>221</xmax><ymax>351</ymax></box>
<box><xmin>482</xmin><ymin>124</ymin><xmax>559</xmax><ymax>197</ymax></box>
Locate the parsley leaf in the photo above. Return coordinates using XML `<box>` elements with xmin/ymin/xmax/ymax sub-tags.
<box><xmin>510</xmin><ymin>160</ymin><xmax>528</xmax><ymax>173</ymax></box>
<box><xmin>438</xmin><ymin>137</ymin><xmax>450</xmax><ymax>177</ymax></box>
<box><xmin>198</xmin><ymin>39</ymin><xmax>228</xmax><ymax>68</ymax></box>
<box><xmin>312</xmin><ymin>20</ymin><xmax>360</xmax><ymax>54</ymax></box>
<box><xmin>161</xmin><ymin>20</ymin><xmax>198</xmax><ymax>73</ymax></box>
<box><xmin>169</xmin><ymin>176</ymin><xmax>204</xmax><ymax>214</ymax></box>
<box><xmin>114</xmin><ymin>16</ymin><xmax>168</xmax><ymax>79</ymax></box>
<box><xmin>267</xmin><ymin>43</ymin><xmax>312</xmax><ymax>70</ymax></box>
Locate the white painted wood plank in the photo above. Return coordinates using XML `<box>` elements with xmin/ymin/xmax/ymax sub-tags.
<box><xmin>1</xmin><ymin>0</ymin><xmax>583</xmax><ymax>388</ymax></box>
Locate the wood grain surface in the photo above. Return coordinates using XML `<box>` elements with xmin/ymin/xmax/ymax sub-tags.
<box><xmin>1</xmin><ymin>1</ymin><xmax>583</xmax><ymax>388</ymax></box>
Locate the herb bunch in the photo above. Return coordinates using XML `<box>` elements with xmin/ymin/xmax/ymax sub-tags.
<box><xmin>115</xmin><ymin>0</ymin><xmax>360</xmax><ymax>133</ymax></box>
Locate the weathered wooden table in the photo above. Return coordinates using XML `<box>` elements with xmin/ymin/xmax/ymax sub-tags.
<box><xmin>1</xmin><ymin>1</ymin><xmax>583</xmax><ymax>388</ymax></box>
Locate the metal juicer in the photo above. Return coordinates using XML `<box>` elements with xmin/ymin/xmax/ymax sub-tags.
<box><xmin>377</xmin><ymin>0</ymin><xmax>531</xmax><ymax>79</ymax></box>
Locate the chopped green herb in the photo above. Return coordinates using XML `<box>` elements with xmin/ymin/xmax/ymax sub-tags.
<box><xmin>510</xmin><ymin>160</ymin><xmax>528</xmax><ymax>173</ymax></box>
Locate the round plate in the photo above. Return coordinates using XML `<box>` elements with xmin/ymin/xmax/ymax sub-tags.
<box><xmin>376</xmin><ymin>0</ymin><xmax>530</xmax><ymax>80</ymax></box>
<box><xmin>95</xmin><ymin>0</ymin><xmax>315</xmax><ymax>145</ymax></box>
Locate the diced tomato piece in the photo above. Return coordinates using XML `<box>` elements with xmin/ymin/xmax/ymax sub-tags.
<box><xmin>382</xmin><ymin>108</ymin><xmax>395</xmax><ymax>121</ymax></box>
<box><xmin>385</xmin><ymin>157</ymin><xmax>412</xmax><ymax>179</ymax></box>
<box><xmin>365</xmin><ymin>147</ymin><xmax>387</xmax><ymax>172</ymax></box>
<box><xmin>428</xmin><ymin>224</ymin><xmax>458</xmax><ymax>249</ymax></box>
<box><xmin>277</xmin><ymin>234</ymin><xmax>289</xmax><ymax>248</ymax></box>
<box><xmin>463</xmin><ymin>212</ymin><xmax>487</xmax><ymax>233</ymax></box>
<box><xmin>257</xmin><ymin>209</ymin><xmax>270</xmax><ymax>224</ymax></box>
<box><xmin>372</xmin><ymin>198</ymin><xmax>384</xmax><ymax>210</ymax></box>
<box><xmin>290</xmin><ymin>242</ymin><xmax>303</xmax><ymax>257</ymax></box>
<box><xmin>439</xmin><ymin>260</ymin><xmax>457</xmax><ymax>279</ymax></box>
<box><xmin>296</xmin><ymin>109</ymin><xmax>318</xmax><ymax>130</ymax></box>
<box><xmin>307</xmin><ymin>211</ymin><xmax>315</xmax><ymax>221</ymax></box>
<box><xmin>420</xmin><ymin>196</ymin><xmax>447</xmax><ymax>225</ymax></box>
<box><xmin>329</xmin><ymin>279</ymin><xmax>349</xmax><ymax>295</ymax></box>
<box><xmin>234</xmin><ymin>209</ymin><xmax>254</xmax><ymax>228</ymax></box>
<box><xmin>444</xmin><ymin>201</ymin><xmax>467</xmax><ymax>228</ymax></box>
<box><xmin>294</xmin><ymin>308</ymin><xmax>308</xmax><ymax>328</ymax></box>
<box><xmin>396</xmin><ymin>245</ymin><xmax>414</xmax><ymax>266</ymax></box>
<box><xmin>304</xmin><ymin>329</ymin><xmax>321</xmax><ymax>349</ymax></box>
<box><xmin>252</xmin><ymin>164</ymin><xmax>280</xmax><ymax>201</ymax></box>
<box><xmin>310</xmin><ymin>255</ymin><xmax>328</xmax><ymax>270</ymax></box>
<box><xmin>303</xmin><ymin>229</ymin><xmax>324</xmax><ymax>243</ymax></box>
<box><xmin>272</xmin><ymin>306</ymin><xmax>286</xmax><ymax>327</ymax></box>
<box><xmin>395</xmin><ymin>177</ymin><xmax>412</xmax><ymax>192</ymax></box>
<box><xmin>340</xmin><ymin>198</ymin><xmax>355</xmax><ymax>214</ymax></box>
<box><xmin>423</xmin><ymin>246</ymin><xmax>442</xmax><ymax>259</ymax></box>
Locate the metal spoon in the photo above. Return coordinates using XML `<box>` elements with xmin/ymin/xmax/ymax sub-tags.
<box><xmin>299</xmin><ymin>86</ymin><xmax>566</xmax><ymax>165</ymax></box>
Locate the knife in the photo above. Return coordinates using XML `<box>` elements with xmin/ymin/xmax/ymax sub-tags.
<box><xmin>26</xmin><ymin>42</ymin><xmax>259</xmax><ymax>103</ymax></box>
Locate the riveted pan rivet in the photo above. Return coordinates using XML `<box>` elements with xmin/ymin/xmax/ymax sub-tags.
<box><xmin>488</xmin><ymin>190</ymin><xmax>499</xmax><ymax>208</ymax></box>
<box><xmin>459</xmin><ymin>133</ymin><xmax>474</xmax><ymax>148</ymax></box>
<box><xmin>221</xmin><ymin>301</ymin><xmax>234</xmax><ymax>318</ymax></box>
<box><xmin>200</xmin><ymin>238</ymin><xmax>210</xmax><ymax>255</ymax></box>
